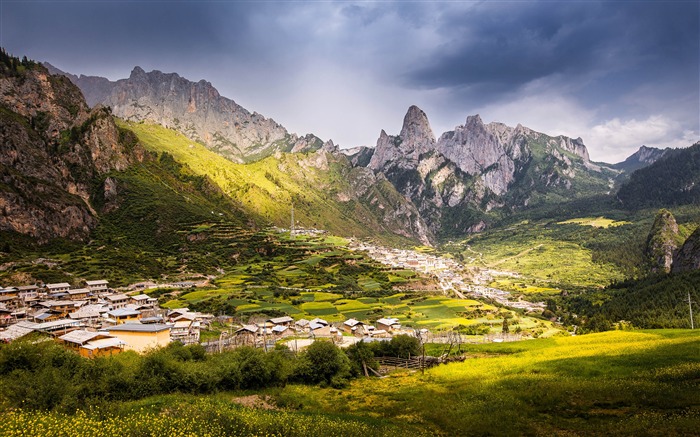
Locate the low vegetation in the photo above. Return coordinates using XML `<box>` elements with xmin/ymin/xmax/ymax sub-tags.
<box><xmin>1</xmin><ymin>330</ymin><xmax>696</xmax><ymax>436</ymax></box>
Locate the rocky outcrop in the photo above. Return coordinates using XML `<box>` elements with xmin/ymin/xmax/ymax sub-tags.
<box><xmin>437</xmin><ymin>115</ymin><xmax>515</xmax><ymax>196</ymax></box>
<box><xmin>646</xmin><ymin>209</ymin><xmax>683</xmax><ymax>273</ymax></box>
<box><xmin>55</xmin><ymin>65</ymin><xmax>323</xmax><ymax>163</ymax></box>
<box><xmin>369</xmin><ymin>105</ymin><xmax>435</xmax><ymax>172</ymax></box>
<box><xmin>613</xmin><ymin>145</ymin><xmax>669</xmax><ymax>173</ymax></box>
<box><xmin>0</xmin><ymin>56</ymin><xmax>134</xmax><ymax>242</ymax></box>
<box><xmin>43</xmin><ymin>62</ymin><xmax>115</xmax><ymax>108</ymax></box>
<box><xmin>361</xmin><ymin>105</ymin><xmax>613</xmax><ymax>237</ymax></box>
<box><xmin>672</xmin><ymin>226</ymin><xmax>700</xmax><ymax>273</ymax></box>
<box><xmin>342</xmin><ymin>146</ymin><xmax>374</xmax><ymax>168</ymax></box>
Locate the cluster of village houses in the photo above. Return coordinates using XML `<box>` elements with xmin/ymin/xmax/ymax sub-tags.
<box><xmin>350</xmin><ymin>242</ymin><xmax>546</xmax><ymax>313</ymax></box>
<box><xmin>0</xmin><ymin>280</ymin><xmax>411</xmax><ymax>358</ymax></box>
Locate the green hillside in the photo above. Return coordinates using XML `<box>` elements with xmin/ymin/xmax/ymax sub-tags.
<box><xmin>119</xmin><ymin>120</ymin><xmax>421</xmax><ymax>246</ymax></box>
<box><xmin>565</xmin><ymin>270</ymin><xmax>700</xmax><ymax>330</ymax></box>
<box><xmin>617</xmin><ymin>142</ymin><xmax>700</xmax><ymax>209</ymax></box>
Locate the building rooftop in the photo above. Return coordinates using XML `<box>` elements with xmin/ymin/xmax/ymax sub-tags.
<box><xmin>82</xmin><ymin>337</ymin><xmax>126</xmax><ymax>350</ymax></box>
<box><xmin>106</xmin><ymin>294</ymin><xmax>129</xmax><ymax>302</ymax></box>
<box><xmin>16</xmin><ymin>285</ymin><xmax>39</xmax><ymax>291</ymax></box>
<box><xmin>309</xmin><ymin>317</ymin><xmax>328</xmax><ymax>326</ymax></box>
<box><xmin>268</xmin><ymin>316</ymin><xmax>294</xmax><ymax>324</ymax></box>
<box><xmin>236</xmin><ymin>324</ymin><xmax>258</xmax><ymax>333</ymax></box>
<box><xmin>376</xmin><ymin>318</ymin><xmax>400</xmax><ymax>326</ymax></box>
<box><xmin>0</xmin><ymin>324</ymin><xmax>36</xmax><ymax>341</ymax></box>
<box><xmin>35</xmin><ymin>319</ymin><xmax>81</xmax><ymax>331</ymax></box>
<box><xmin>59</xmin><ymin>330</ymin><xmax>104</xmax><ymax>345</ymax></box>
<box><xmin>130</xmin><ymin>294</ymin><xmax>151</xmax><ymax>301</ymax></box>
<box><xmin>105</xmin><ymin>323</ymin><xmax>170</xmax><ymax>333</ymax></box>
<box><xmin>344</xmin><ymin>318</ymin><xmax>363</xmax><ymax>327</ymax></box>
<box><xmin>108</xmin><ymin>308</ymin><xmax>141</xmax><ymax>317</ymax></box>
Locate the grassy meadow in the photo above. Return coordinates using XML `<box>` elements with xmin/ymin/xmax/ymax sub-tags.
<box><xmin>2</xmin><ymin>330</ymin><xmax>696</xmax><ymax>436</ymax></box>
<box><xmin>278</xmin><ymin>329</ymin><xmax>700</xmax><ymax>436</ymax></box>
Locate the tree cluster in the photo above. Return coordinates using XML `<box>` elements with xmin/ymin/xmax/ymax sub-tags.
<box><xmin>0</xmin><ymin>338</ymin><xmax>360</xmax><ymax>412</ymax></box>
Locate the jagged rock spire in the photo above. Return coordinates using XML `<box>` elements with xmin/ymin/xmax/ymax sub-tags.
<box><xmin>369</xmin><ymin>106</ymin><xmax>435</xmax><ymax>170</ymax></box>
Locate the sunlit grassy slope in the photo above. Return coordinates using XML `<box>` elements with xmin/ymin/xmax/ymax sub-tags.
<box><xmin>119</xmin><ymin>120</ymin><xmax>418</xmax><ymax>245</ymax></box>
<box><xmin>4</xmin><ymin>330</ymin><xmax>695</xmax><ymax>436</ymax></box>
<box><xmin>279</xmin><ymin>329</ymin><xmax>700</xmax><ymax>436</ymax></box>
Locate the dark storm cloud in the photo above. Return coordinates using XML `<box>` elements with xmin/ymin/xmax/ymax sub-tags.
<box><xmin>1</xmin><ymin>1</ymin><xmax>254</xmax><ymax>76</ymax></box>
<box><xmin>1</xmin><ymin>1</ymin><xmax>697</xmax><ymax>161</ymax></box>
<box><xmin>406</xmin><ymin>1</ymin><xmax>699</xmax><ymax>96</ymax></box>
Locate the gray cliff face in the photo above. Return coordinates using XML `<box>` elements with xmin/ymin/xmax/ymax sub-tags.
<box><xmin>43</xmin><ymin>62</ymin><xmax>116</xmax><ymax>108</ymax></box>
<box><xmin>63</xmin><ymin>66</ymin><xmax>322</xmax><ymax>163</ymax></box>
<box><xmin>369</xmin><ymin>105</ymin><xmax>435</xmax><ymax>172</ymax></box>
<box><xmin>672</xmin><ymin>227</ymin><xmax>700</xmax><ymax>273</ymax></box>
<box><xmin>437</xmin><ymin>115</ymin><xmax>515</xmax><ymax>196</ymax></box>
<box><xmin>342</xmin><ymin>146</ymin><xmax>374</xmax><ymax>168</ymax></box>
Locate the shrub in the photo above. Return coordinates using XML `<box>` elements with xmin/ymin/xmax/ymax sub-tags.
<box><xmin>293</xmin><ymin>340</ymin><xmax>351</xmax><ymax>386</ymax></box>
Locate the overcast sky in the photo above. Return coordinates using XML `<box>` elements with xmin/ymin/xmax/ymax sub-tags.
<box><xmin>2</xmin><ymin>1</ymin><xmax>698</xmax><ymax>162</ymax></box>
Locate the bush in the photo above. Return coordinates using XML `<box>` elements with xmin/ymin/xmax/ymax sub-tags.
<box><xmin>344</xmin><ymin>341</ymin><xmax>377</xmax><ymax>377</ymax></box>
<box><xmin>293</xmin><ymin>340</ymin><xmax>351</xmax><ymax>386</ymax></box>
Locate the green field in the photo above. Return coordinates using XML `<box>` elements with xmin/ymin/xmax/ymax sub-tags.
<box><xmin>278</xmin><ymin>329</ymin><xmax>699</xmax><ymax>435</ymax></box>
<box><xmin>2</xmin><ymin>330</ymin><xmax>696</xmax><ymax>436</ymax></box>
<box><xmin>557</xmin><ymin>216</ymin><xmax>632</xmax><ymax>228</ymax></box>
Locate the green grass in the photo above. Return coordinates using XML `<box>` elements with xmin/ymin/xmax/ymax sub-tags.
<box><xmin>4</xmin><ymin>331</ymin><xmax>695</xmax><ymax>436</ymax></box>
<box><xmin>276</xmin><ymin>329</ymin><xmax>700</xmax><ymax>436</ymax></box>
<box><xmin>557</xmin><ymin>216</ymin><xmax>632</xmax><ymax>228</ymax></box>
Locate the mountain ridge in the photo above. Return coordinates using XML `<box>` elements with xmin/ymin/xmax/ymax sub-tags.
<box><xmin>44</xmin><ymin>63</ymin><xmax>325</xmax><ymax>164</ymax></box>
<box><xmin>42</xmin><ymin>62</ymin><xmax>698</xmax><ymax>241</ymax></box>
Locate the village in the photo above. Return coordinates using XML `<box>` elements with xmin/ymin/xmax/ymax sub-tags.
<box><xmin>0</xmin><ymin>279</ymin><xmax>426</xmax><ymax>357</ymax></box>
<box><xmin>348</xmin><ymin>241</ymin><xmax>546</xmax><ymax>312</ymax></box>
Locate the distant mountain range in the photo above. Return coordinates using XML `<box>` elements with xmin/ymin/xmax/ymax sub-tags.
<box><xmin>611</xmin><ymin>145</ymin><xmax>670</xmax><ymax>173</ymax></box>
<box><xmin>3</xmin><ymin>58</ymin><xmax>688</xmax><ymax>246</ymax></box>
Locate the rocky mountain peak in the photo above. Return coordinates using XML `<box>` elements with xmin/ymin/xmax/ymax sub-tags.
<box><xmin>436</xmin><ymin>113</ymin><xmax>513</xmax><ymax>195</ymax></box>
<box><xmin>558</xmin><ymin>136</ymin><xmax>589</xmax><ymax>161</ymax></box>
<box><xmin>130</xmin><ymin>66</ymin><xmax>146</xmax><ymax>78</ymax></box>
<box><xmin>465</xmin><ymin>114</ymin><xmax>484</xmax><ymax>128</ymax></box>
<box><xmin>55</xmin><ymin>65</ymin><xmax>320</xmax><ymax>163</ymax></box>
<box><xmin>400</xmin><ymin>105</ymin><xmax>435</xmax><ymax>145</ymax></box>
<box><xmin>368</xmin><ymin>106</ymin><xmax>435</xmax><ymax>171</ymax></box>
<box><xmin>646</xmin><ymin>209</ymin><xmax>683</xmax><ymax>273</ymax></box>
<box><xmin>612</xmin><ymin>145</ymin><xmax>669</xmax><ymax>172</ymax></box>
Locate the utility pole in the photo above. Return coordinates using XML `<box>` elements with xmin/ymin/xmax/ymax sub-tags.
<box><xmin>290</xmin><ymin>204</ymin><xmax>295</xmax><ymax>237</ymax></box>
<box><xmin>689</xmin><ymin>291</ymin><xmax>695</xmax><ymax>330</ymax></box>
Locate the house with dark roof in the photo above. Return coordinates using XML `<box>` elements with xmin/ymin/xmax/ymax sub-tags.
<box><xmin>107</xmin><ymin>308</ymin><xmax>141</xmax><ymax>325</ymax></box>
